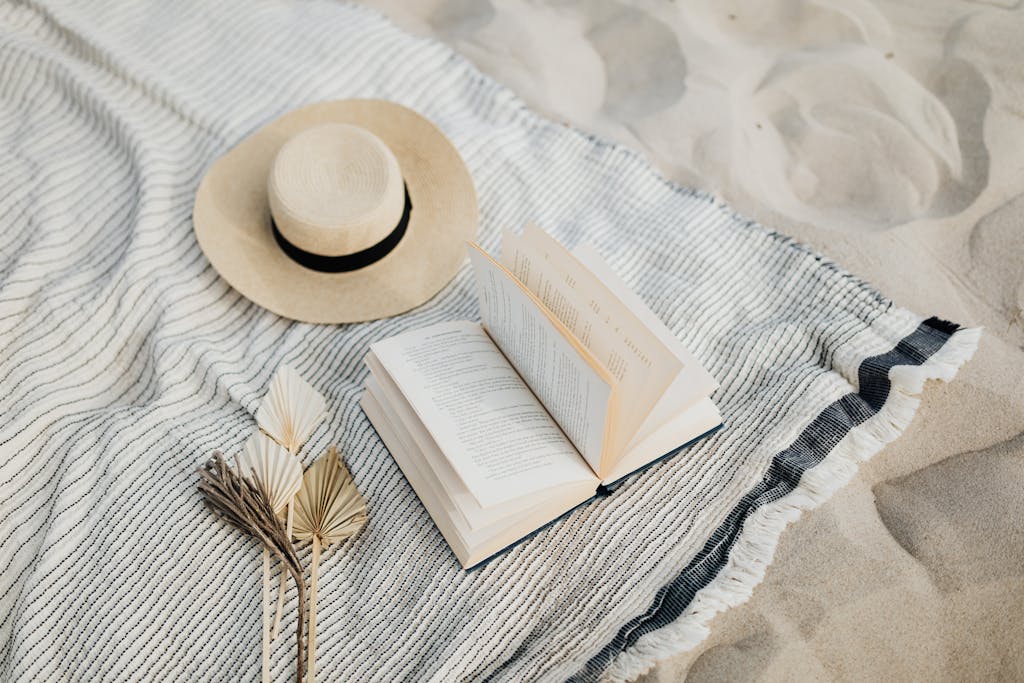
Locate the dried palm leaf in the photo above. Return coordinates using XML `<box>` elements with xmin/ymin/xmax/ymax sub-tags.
<box><xmin>292</xmin><ymin>446</ymin><xmax>367</xmax><ymax>683</ymax></box>
<box><xmin>292</xmin><ymin>446</ymin><xmax>367</xmax><ymax>546</ymax></box>
<box><xmin>236</xmin><ymin>431</ymin><xmax>303</xmax><ymax>680</ymax></box>
<box><xmin>256</xmin><ymin>365</ymin><xmax>327</xmax><ymax>643</ymax></box>
<box><xmin>256</xmin><ymin>364</ymin><xmax>327</xmax><ymax>453</ymax></box>
<box><xmin>238</xmin><ymin>432</ymin><xmax>303</xmax><ymax>513</ymax></box>
<box><xmin>198</xmin><ymin>452</ymin><xmax>305</xmax><ymax>683</ymax></box>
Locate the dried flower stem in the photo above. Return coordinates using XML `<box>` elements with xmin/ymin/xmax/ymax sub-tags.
<box><xmin>199</xmin><ymin>453</ymin><xmax>306</xmax><ymax>683</ymax></box>
<box><xmin>262</xmin><ymin>549</ymin><xmax>271</xmax><ymax>682</ymax></box>
<box><xmin>307</xmin><ymin>536</ymin><xmax>321</xmax><ymax>683</ymax></box>
<box><xmin>293</xmin><ymin>446</ymin><xmax>368</xmax><ymax>683</ymax></box>
<box><xmin>270</xmin><ymin>485</ymin><xmax>297</xmax><ymax>642</ymax></box>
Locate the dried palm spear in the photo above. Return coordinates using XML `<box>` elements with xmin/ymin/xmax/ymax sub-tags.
<box><xmin>237</xmin><ymin>431</ymin><xmax>303</xmax><ymax>682</ymax></box>
<box><xmin>256</xmin><ymin>365</ymin><xmax>327</xmax><ymax>644</ymax></box>
<box><xmin>293</xmin><ymin>446</ymin><xmax>367</xmax><ymax>683</ymax></box>
<box><xmin>198</xmin><ymin>452</ymin><xmax>305</xmax><ymax>683</ymax></box>
<box><xmin>238</xmin><ymin>432</ymin><xmax>303</xmax><ymax>513</ymax></box>
<box><xmin>256</xmin><ymin>364</ymin><xmax>327</xmax><ymax>453</ymax></box>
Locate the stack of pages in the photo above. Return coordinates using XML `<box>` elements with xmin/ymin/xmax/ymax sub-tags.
<box><xmin>361</xmin><ymin>225</ymin><xmax>721</xmax><ymax>568</ymax></box>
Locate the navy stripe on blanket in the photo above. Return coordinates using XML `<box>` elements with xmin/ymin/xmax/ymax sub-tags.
<box><xmin>569</xmin><ymin>316</ymin><xmax>959</xmax><ymax>681</ymax></box>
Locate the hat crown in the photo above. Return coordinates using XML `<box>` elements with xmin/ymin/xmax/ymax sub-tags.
<box><xmin>268</xmin><ymin>123</ymin><xmax>405</xmax><ymax>257</ymax></box>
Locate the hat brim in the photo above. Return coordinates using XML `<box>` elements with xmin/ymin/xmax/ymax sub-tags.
<box><xmin>192</xmin><ymin>99</ymin><xmax>477</xmax><ymax>323</ymax></box>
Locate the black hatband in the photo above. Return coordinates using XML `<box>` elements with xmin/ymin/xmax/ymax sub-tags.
<box><xmin>272</xmin><ymin>185</ymin><xmax>412</xmax><ymax>273</ymax></box>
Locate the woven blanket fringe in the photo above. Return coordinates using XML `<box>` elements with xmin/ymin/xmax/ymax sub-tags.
<box><xmin>603</xmin><ymin>325</ymin><xmax>982</xmax><ymax>682</ymax></box>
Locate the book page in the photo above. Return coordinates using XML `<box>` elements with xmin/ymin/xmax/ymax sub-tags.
<box><xmin>364</xmin><ymin>360</ymin><xmax>538</xmax><ymax>528</ymax></box>
<box><xmin>502</xmin><ymin>225</ymin><xmax>682</xmax><ymax>461</ymax></box>
<box><xmin>370</xmin><ymin>321</ymin><xmax>597</xmax><ymax>508</ymax></box>
<box><xmin>366</xmin><ymin>355</ymin><xmax>586</xmax><ymax>530</ymax></box>
<box><xmin>600</xmin><ymin>397</ymin><xmax>722</xmax><ymax>485</ymax></box>
<box><xmin>362</xmin><ymin>386</ymin><xmax>598</xmax><ymax>569</ymax></box>
<box><xmin>572</xmin><ymin>242</ymin><xmax>719</xmax><ymax>447</ymax></box>
<box><xmin>468</xmin><ymin>244</ymin><xmax>613</xmax><ymax>472</ymax></box>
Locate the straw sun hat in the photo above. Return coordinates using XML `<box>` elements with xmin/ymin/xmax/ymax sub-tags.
<box><xmin>193</xmin><ymin>99</ymin><xmax>477</xmax><ymax>323</ymax></box>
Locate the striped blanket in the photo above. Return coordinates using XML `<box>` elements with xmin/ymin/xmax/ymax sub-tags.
<box><xmin>0</xmin><ymin>1</ymin><xmax>978</xmax><ymax>681</ymax></box>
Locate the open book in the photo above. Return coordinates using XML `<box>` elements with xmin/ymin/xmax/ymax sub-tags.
<box><xmin>361</xmin><ymin>225</ymin><xmax>721</xmax><ymax>568</ymax></box>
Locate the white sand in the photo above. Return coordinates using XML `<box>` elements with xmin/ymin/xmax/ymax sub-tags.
<box><xmin>360</xmin><ymin>1</ymin><xmax>1024</xmax><ymax>678</ymax></box>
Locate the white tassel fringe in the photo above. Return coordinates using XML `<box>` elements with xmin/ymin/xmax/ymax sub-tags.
<box><xmin>603</xmin><ymin>325</ymin><xmax>982</xmax><ymax>682</ymax></box>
